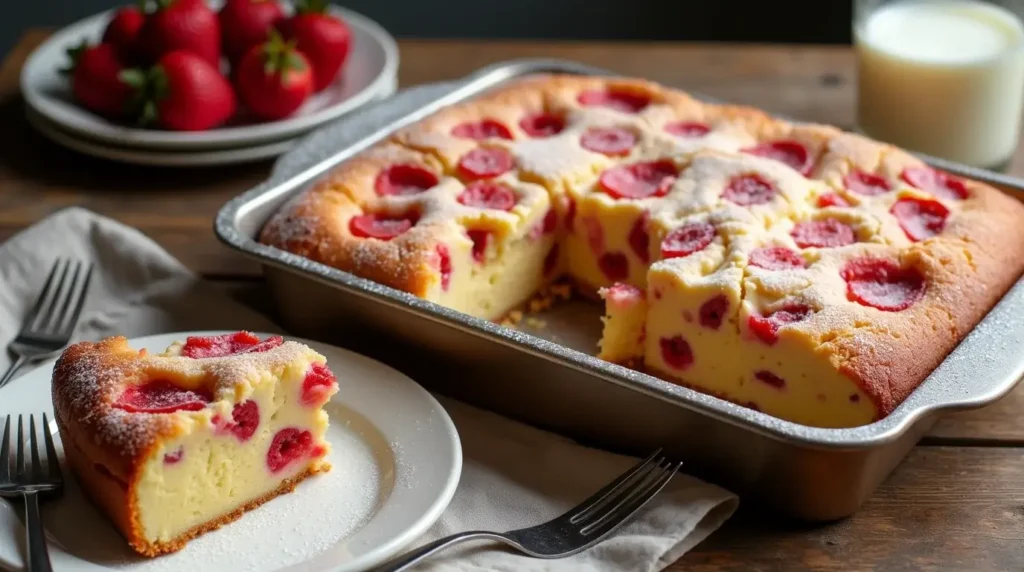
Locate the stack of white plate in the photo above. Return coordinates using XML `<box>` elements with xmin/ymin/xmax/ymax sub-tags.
<box><xmin>20</xmin><ymin>5</ymin><xmax>398</xmax><ymax>167</ymax></box>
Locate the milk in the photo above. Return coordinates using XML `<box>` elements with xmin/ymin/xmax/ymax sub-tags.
<box><xmin>855</xmin><ymin>0</ymin><xmax>1024</xmax><ymax>168</ymax></box>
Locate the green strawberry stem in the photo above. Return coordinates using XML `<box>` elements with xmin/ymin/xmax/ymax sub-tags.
<box><xmin>120</xmin><ymin>65</ymin><xmax>170</xmax><ymax>126</ymax></box>
<box><xmin>59</xmin><ymin>40</ymin><xmax>89</xmax><ymax>77</ymax></box>
<box><xmin>262</xmin><ymin>30</ymin><xmax>307</xmax><ymax>76</ymax></box>
<box><xmin>293</xmin><ymin>0</ymin><xmax>330</xmax><ymax>14</ymax></box>
<box><xmin>139</xmin><ymin>0</ymin><xmax>176</xmax><ymax>12</ymax></box>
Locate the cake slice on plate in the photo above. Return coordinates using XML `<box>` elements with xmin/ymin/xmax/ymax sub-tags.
<box><xmin>51</xmin><ymin>331</ymin><xmax>339</xmax><ymax>557</ymax></box>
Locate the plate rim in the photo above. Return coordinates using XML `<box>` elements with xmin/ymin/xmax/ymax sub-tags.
<box><xmin>25</xmin><ymin>108</ymin><xmax>301</xmax><ymax>167</ymax></box>
<box><xmin>25</xmin><ymin>76</ymin><xmax>397</xmax><ymax>167</ymax></box>
<box><xmin>0</xmin><ymin>330</ymin><xmax>461</xmax><ymax>572</ymax></box>
<box><xmin>20</xmin><ymin>4</ymin><xmax>400</xmax><ymax>151</ymax></box>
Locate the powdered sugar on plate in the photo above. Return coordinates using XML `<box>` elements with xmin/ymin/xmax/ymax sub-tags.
<box><xmin>39</xmin><ymin>403</ymin><xmax>387</xmax><ymax>572</ymax></box>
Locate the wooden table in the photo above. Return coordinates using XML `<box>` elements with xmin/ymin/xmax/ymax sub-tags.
<box><xmin>3</xmin><ymin>31</ymin><xmax>1023</xmax><ymax>571</ymax></box>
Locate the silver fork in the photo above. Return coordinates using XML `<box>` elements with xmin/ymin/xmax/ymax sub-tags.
<box><xmin>375</xmin><ymin>449</ymin><xmax>681</xmax><ymax>571</ymax></box>
<box><xmin>0</xmin><ymin>259</ymin><xmax>93</xmax><ymax>390</ymax></box>
<box><xmin>0</xmin><ymin>414</ymin><xmax>63</xmax><ymax>572</ymax></box>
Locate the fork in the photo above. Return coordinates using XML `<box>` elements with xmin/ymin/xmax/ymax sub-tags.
<box><xmin>0</xmin><ymin>414</ymin><xmax>63</xmax><ymax>572</ymax></box>
<box><xmin>0</xmin><ymin>259</ymin><xmax>93</xmax><ymax>390</ymax></box>
<box><xmin>375</xmin><ymin>449</ymin><xmax>681</xmax><ymax>571</ymax></box>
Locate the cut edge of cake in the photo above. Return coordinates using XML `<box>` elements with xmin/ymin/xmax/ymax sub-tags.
<box><xmin>51</xmin><ymin>333</ymin><xmax>339</xmax><ymax>557</ymax></box>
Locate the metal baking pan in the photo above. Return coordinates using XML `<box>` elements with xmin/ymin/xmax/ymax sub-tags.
<box><xmin>215</xmin><ymin>59</ymin><xmax>1024</xmax><ymax>520</ymax></box>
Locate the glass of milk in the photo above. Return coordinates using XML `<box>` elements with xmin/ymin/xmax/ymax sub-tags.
<box><xmin>855</xmin><ymin>0</ymin><xmax>1024</xmax><ymax>170</ymax></box>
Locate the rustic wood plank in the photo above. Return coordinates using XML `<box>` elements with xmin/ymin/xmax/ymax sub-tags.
<box><xmin>0</xmin><ymin>29</ymin><xmax>49</xmax><ymax>96</ymax></box>
<box><xmin>928</xmin><ymin>391</ymin><xmax>1024</xmax><ymax>444</ymax></box>
<box><xmin>397</xmin><ymin>40</ymin><xmax>859</xmax><ymax>125</ymax></box>
<box><xmin>673</xmin><ymin>447</ymin><xmax>1024</xmax><ymax>571</ymax></box>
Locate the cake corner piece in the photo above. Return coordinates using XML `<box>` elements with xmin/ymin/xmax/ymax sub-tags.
<box><xmin>51</xmin><ymin>331</ymin><xmax>340</xmax><ymax>557</ymax></box>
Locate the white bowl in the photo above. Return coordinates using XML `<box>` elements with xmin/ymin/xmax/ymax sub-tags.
<box><xmin>21</xmin><ymin>2</ymin><xmax>399</xmax><ymax>151</ymax></box>
<box><xmin>24</xmin><ymin>74</ymin><xmax>396</xmax><ymax>167</ymax></box>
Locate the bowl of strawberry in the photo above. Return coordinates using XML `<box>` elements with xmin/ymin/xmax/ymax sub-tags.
<box><xmin>21</xmin><ymin>0</ymin><xmax>398</xmax><ymax>152</ymax></box>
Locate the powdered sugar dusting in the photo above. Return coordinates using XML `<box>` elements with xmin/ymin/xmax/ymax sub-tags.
<box><xmin>42</xmin><ymin>403</ymin><xmax>386</xmax><ymax>572</ymax></box>
<box><xmin>53</xmin><ymin>339</ymin><xmax>321</xmax><ymax>459</ymax></box>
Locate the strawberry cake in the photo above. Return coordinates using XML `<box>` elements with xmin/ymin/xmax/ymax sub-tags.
<box><xmin>51</xmin><ymin>332</ymin><xmax>339</xmax><ymax>556</ymax></box>
<box><xmin>259</xmin><ymin>74</ymin><xmax>1024</xmax><ymax>428</ymax></box>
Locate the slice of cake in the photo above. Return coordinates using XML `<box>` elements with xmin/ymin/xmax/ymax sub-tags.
<box><xmin>597</xmin><ymin>283</ymin><xmax>647</xmax><ymax>364</ymax></box>
<box><xmin>51</xmin><ymin>332</ymin><xmax>339</xmax><ymax>557</ymax></box>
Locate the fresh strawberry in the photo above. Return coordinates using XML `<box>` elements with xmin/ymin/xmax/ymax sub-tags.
<box><xmin>63</xmin><ymin>42</ymin><xmax>134</xmax><ymax>117</ymax></box>
<box><xmin>139</xmin><ymin>0</ymin><xmax>221</xmax><ymax>67</ymax></box>
<box><xmin>236</xmin><ymin>32</ymin><xmax>313</xmax><ymax>120</ymax></box>
<box><xmin>219</xmin><ymin>0</ymin><xmax>285</xmax><ymax>64</ymax></box>
<box><xmin>277</xmin><ymin>0</ymin><xmax>350</xmax><ymax>92</ymax></box>
<box><xmin>102</xmin><ymin>6</ymin><xmax>147</xmax><ymax>58</ymax></box>
<box><xmin>122</xmin><ymin>50</ymin><xmax>236</xmax><ymax>131</ymax></box>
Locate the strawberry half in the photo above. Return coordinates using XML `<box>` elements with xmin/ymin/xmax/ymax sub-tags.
<box><xmin>63</xmin><ymin>41</ymin><xmax>134</xmax><ymax>118</ymax></box>
<box><xmin>236</xmin><ymin>31</ymin><xmax>314</xmax><ymax>120</ymax></box>
<box><xmin>219</xmin><ymin>0</ymin><xmax>286</xmax><ymax>64</ymax></box>
<box><xmin>122</xmin><ymin>50</ymin><xmax>236</xmax><ymax>131</ymax></box>
<box><xmin>139</xmin><ymin>0</ymin><xmax>222</xmax><ymax>67</ymax></box>
<box><xmin>277</xmin><ymin>0</ymin><xmax>350</xmax><ymax>92</ymax></box>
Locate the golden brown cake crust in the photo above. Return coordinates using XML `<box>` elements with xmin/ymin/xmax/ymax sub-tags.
<box><xmin>52</xmin><ymin>338</ymin><xmax>179</xmax><ymax>480</ymax></box>
<box><xmin>259</xmin><ymin>73</ymin><xmax>1024</xmax><ymax>423</ymax></box>
<box><xmin>51</xmin><ymin>336</ymin><xmax>330</xmax><ymax>556</ymax></box>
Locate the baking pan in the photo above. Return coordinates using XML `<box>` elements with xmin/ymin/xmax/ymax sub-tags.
<box><xmin>215</xmin><ymin>59</ymin><xmax>1024</xmax><ymax>520</ymax></box>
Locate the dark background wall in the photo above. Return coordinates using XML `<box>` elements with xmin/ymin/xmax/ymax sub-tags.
<box><xmin>2</xmin><ymin>1</ymin><xmax>853</xmax><ymax>59</ymax></box>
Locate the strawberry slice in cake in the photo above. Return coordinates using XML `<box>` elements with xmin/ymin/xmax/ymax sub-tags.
<box><xmin>51</xmin><ymin>332</ymin><xmax>339</xmax><ymax>556</ymax></box>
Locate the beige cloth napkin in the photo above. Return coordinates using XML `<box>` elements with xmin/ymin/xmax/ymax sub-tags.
<box><xmin>0</xmin><ymin>208</ymin><xmax>738</xmax><ymax>572</ymax></box>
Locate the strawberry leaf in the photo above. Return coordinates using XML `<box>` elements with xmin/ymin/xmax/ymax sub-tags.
<box><xmin>119</xmin><ymin>68</ymin><xmax>147</xmax><ymax>89</ymax></box>
<box><xmin>283</xmin><ymin>51</ymin><xmax>307</xmax><ymax>72</ymax></box>
<box><xmin>148</xmin><ymin>65</ymin><xmax>170</xmax><ymax>101</ymax></box>
<box><xmin>260</xmin><ymin>30</ymin><xmax>307</xmax><ymax>76</ymax></box>
<box><xmin>294</xmin><ymin>0</ymin><xmax>330</xmax><ymax>14</ymax></box>
<box><xmin>60</xmin><ymin>40</ymin><xmax>89</xmax><ymax>78</ymax></box>
<box><xmin>123</xmin><ymin>65</ymin><xmax>170</xmax><ymax>127</ymax></box>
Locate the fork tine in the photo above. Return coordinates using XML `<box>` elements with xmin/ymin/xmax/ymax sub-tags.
<box><xmin>29</xmin><ymin>414</ymin><xmax>42</xmax><ymax>481</ymax></box>
<box><xmin>569</xmin><ymin>448</ymin><xmax>663</xmax><ymax>524</ymax></box>
<box><xmin>42</xmin><ymin>413</ymin><xmax>61</xmax><ymax>482</ymax></box>
<box><xmin>51</xmin><ymin>261</ymin><xmax>84</xmax><ymax>335</ymax></box>
<box><xmin>42</xmin><ymin>260</ymin><xmax>79</xmax><ymax>334</ymax></box>
<box><xmin>31</xmin><ymin>259</ymin><xmax>71</xmax><ymax>334</ymax></box>
<box><xmin>23</xmin><ymin>259</ymin><xmax>65</xmax><ymax>334</ymax></box>
<box><xmin>60</xmin><ymin>263</ymin><xmax>93</xmax><ymax>338</ymax></box>
<box><xmin>0</xmin><ymin>416</ymin><xmax>10</xmax><ymax>482</ymax></box>
<box><xmin>579</xmin><ymin>460</ymin><xmax>681</xmax><ymax>538</ymax></box>
<box><xmin>14</xmin><ymin>415</ymin><xmax>25</xmax><ymax>482</ymax></box>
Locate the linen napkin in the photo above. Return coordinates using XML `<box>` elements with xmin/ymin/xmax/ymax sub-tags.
<box><xmin>0</xmin><ymin>207</ymin><xmax>738</xmax><ymax>572</ymax></box>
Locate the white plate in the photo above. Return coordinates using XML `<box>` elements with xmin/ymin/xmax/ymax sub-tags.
<box><xmin>21</xmin><ymin>3</ymin><xmax>399</xmax><ymax>151</ymax></box>
<box><xmin>24</xmin><ymin>73</ymin><xmax>396</xmax><ymax>167</ymax></box>
<box><xmin>0</xmin><ymin>331</ymin><xmax>461</xmax><ymax>572</ymax></box>
<box><xmin>25</xmin><ymin>109</ymin><xmax>299</xmax><ymax>167</ymax></box>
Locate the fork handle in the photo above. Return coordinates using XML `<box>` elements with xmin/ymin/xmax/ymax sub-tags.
<box><xmin>0</xmin><ymin>354</ymin><xmax>29</xmax><ymax>390</ymax></box>
<box><xmin>374</xmin><ymin>531</ymin><xmax>509</xmax><ymax>571</ymax></box>
<box><xmin>23</xmin><ymin>492</ymin><xmax>53</xmax><ymax>572</ymax></box>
